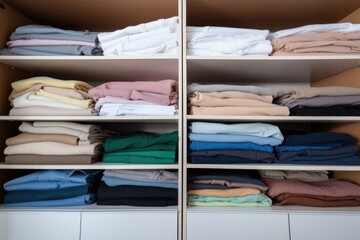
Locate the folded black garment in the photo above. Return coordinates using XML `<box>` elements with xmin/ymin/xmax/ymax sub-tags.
<box><xmin>97</xmin><ymin>198</ymin><xmax>177</xmax><ymax>206</ymax></box>
<box><xmin>190</xmin><ymin>155</ymin><xmax>273</xmax><ymax>164</ymax></box>
<box><xmin>190</xmin><ymin>149</ymin><xmax>275</xmax><ymax>161</ymax></box>
<box><xmin>276</xmin><ymin>144</ymin><xmax>359</xmax><ymax>160</ymax></box>
<box><xmin>4</xmin><ymin>185</ymin><xmax>91</xmax><ymax>204</ymax></box>
<box><xmin>97</xmin><ymin>182</ymin><xmax>178</xmax><ymax>200</ymax></box>
<box><xmin>281</xmin><ymin>132</ymin><xmax>355</xmax><ymax>146</ymax></box>
<box><xmin>290</xmin><ymin>105</ymin><xmax>360</xmax><ymax>116</ymax></box>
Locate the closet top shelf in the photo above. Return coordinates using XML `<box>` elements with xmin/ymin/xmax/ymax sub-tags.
<box><xmin>187</xmin><ymin>0</ymin><xmax>360</xmax><ymax>30</ymax></box>
<box><xmin>2</xmin><ymin>0</ymin><xmax>178</xmax><ymax>31</ymax></box>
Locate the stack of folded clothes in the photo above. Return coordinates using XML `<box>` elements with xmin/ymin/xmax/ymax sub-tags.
<box><xmin>274</xmin><ymin>132</ymin><xmax>360</xmax><ymax>165</ymax></box>
<box><xmin>97</xmin><ymin>170</ymin><xmax>178</xmax><ymax>206</ymax></box>
<box><xmin>9</xmin><ymin>76</ymin><xmax>95</xmax><ymax>116</ymax></box>
<box><xmin>187</xmin><ymin>26</ymin><xmax>272</xmax><ymax>56</ymax></box>
<box><xmin>189</xmin><ymin>122</ymin><xmax>282</xmax><ymax>164</ymax></box>
<box><xmin>102</xmin><ymin>131</ymin><xmax>178</xmax><ymax>164</ymax></box>
<box><xmin>4</xmin><ymin>121</ymin><xmax>118</xmax><ymax>164</ymax></box>
<box><xmin>259</xmin><ymin>170</ymin><xmax>329</xmax><ymax>181</ymax></box>
<box><xmin>275</xmin><ymin>86</ymin><xmax>360</xmax><ymax>116</ymax></box>
<box><xmin>0</xmin><ymin>25</ymin><xmax>102</xmax><ymax>56</ymax></box>
<box><xmin>270</xmin><ymin>22</ymin><xmax>360</xmax><ymax>55</ymax></box>
<box><xmin>98</xmin><ymin>17</ymin><xmax>178</xmax><ymax>56</ymax></box>
<box><xmin>89</xmin><ymin>80</ymin><xmax>178</xmax><ymax>116</ymax></box>
<box><xmin>264</xmin><ymin>176</ymin><xmax>360</xmax><ymax>207</ymax></box>
<box><xmin>188</xmin><ymin>169</ymin><xmax>272</xmax><ymax>207</ymax></box>
<box><xmin>3</xmin><ymin>170</ymin><xmax>101</xmax><ymax>207</ymax></box>
<box><xmin>188</xmin><ymin>83</ymin><xmax>289</xmax><ymax>116</ymax></box>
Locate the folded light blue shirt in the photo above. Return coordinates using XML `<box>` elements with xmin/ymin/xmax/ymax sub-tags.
<box><xmin>190</xmin><ymin>141</ymin><xmax>273</xmax><ymax>152</ymax></box>
<box><xmin>4</xmin><ymin>194</ymin><xmax>95</xmax><ymax>207</ymax></box>
<box><xmin>189</xmin><ymin>133</ymin><xmax>282</xmax><ymax>146</ymax></box>
<box><xmin>102</xmin><ymin>176</ymin><xmax>178</xmax><ymax>189</ymax></box>
<box><xmin>4</xmin><ymin>170</ymin><xmax>100</xmax><ymax>191</ymax></box>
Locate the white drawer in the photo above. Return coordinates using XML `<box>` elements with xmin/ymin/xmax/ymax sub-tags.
<box><xmin>0</xmin><ymin>211</ymin><xmax>81</xmax><ymax>240</ymax></box>
<box><xmin>289</xmin><ymin>213</ymin><xmax>360</xmax><ymax>240</ymax></box>
<box><xmin>187</xmin><ymin>211</ymin><xmax>289</xmax><ymax>240</ymax></box>
<box><xmin>81</xmin><ymin>211</ymin><xmax>178</xmax><ymax>240</ymax></box>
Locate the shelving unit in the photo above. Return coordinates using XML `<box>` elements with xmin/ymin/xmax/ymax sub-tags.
<box><xmin>0</xmin><ymin>0</ymin><xmax>183</xmax><ymax>240</ymax></box>
<box><xmin>182</xmin><ymin>0</ymin><xmax>360</xmax><ymax>240</ymax></box>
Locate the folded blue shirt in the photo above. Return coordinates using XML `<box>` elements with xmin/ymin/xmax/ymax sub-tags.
<box><xmin>102</xmin><ymin>176</ymin><xmax>178</xmax><ymax>189</ymax></box>
<box><xmin>275</xmin><ymin>143</ymin><xmax>343</xmax><ymax>152</ymax></box>
<box><xmin>190</xmin><ymin>141</ymin><xmax>273</xmax><ymax>152</ymax></box>
<box><xmin>189</xmin><ymin>133</ymin><xmax>282</xmax><ymax>146</ymax></box>
<box><xmin>4</xmin><ymin>194</ymin><xmax>95</xmax><ymax>207</ymax></box>
<box><xmin>4</xmin><ymin>170</ymin><xmax>101</xmax><ymax>191</ymax></box>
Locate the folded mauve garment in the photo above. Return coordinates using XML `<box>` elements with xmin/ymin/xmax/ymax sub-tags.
<box><xmin>264</xmin><ymin>179</ymin><xmax>360</xmax><ymax>198</ymax></box>
<box><xmin>191</xmin><ymin>106</ymin><xmax>289</xmax><ymax>116</ymax></box>
<box><xmin>274</xmin><ymin>193</ymin><xmax>360</xmax><ymax>207</ymax></box>
<box><xmin>6</xmin><ymin>133</ymin><xmax>79</xmax><ymax>146</ymax></box>
<box><xmin>5</xmin><ymin>154</ymin><xmax>98</xmax><ymax>164</ymax></box>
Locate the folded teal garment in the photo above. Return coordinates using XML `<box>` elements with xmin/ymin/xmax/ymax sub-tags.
<box><xmin>4</xmin><ymin>185</ymin><xmax>90</xmax><ymax>204</ymax></box>
<box><xmin>103</xmin><ymin>131</ymin><xmax>178</xmax><ymax>153</ymax></box>
<box><xmin>120</xmin><ymin>144</ymin><xmax>177</xmax><ymax>152</ymax></box>
<box><xmin>188</xmin><ymin>194</ymin><xmax>272</xmax><ymax>207</ymax></box>
<box><xmin>103</xmin><ymin>154</ymin><xmax>176</xmax><ymax>164</ymax></box>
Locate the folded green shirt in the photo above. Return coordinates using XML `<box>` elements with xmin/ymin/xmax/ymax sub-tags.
<box><xmin>103</xmin><ymin>154</ymin><xmax>176</xmax><ymax>164</ymax></box>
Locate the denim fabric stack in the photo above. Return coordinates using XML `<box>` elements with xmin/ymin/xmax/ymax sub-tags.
<box><xmin>4</xmin><ymin>170</ymin><xmax>101</xmax><ymax>207</ymax></box>
<box><xmin>188</xmin><ymin>122</ymin><xmax>283</xmax><ymax>164</ymax></box>
<box><xmin>275</xmin><ymin>132</ymin><xmax>360</xmax><ymax>165</ymax></box>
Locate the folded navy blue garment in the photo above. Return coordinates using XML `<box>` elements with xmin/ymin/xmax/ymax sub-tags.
<box><xmin>5</xmin><ymin>194</ymin><xmax>95</xmax><ymax>207</ymax></box>
<box><xmin>276</xmin><ymin>144</ymin><xmax>359</xmax><ymax>160</ymax></box>
<box><xmin>190</xmin><ymin>155</ymin><xmax>273</xmax><ymax>164</ymax></box>
<box><xmin>290</xmin><ymin>105</ymin><xmax>360</xmax><ymax>116</ymax></box>
<box><xmin>281</xmin><ymin>132</ymin><xmax>355</xmax><ymax>146</ymax></box>
<box><xmin>190</xmin><ymin>149</ymin><xmax>275</xmax><ymax>161</ymax></box>
<box><xmin>4</xmin><ymin>170</ymin><xmax>102</xmax><ymax>191</ymax></box>
<box><xmin>275</xmin><ymin>143</ymin><xmax>344</xmax><ymax>152</ymax></box>
<box><xmin>188</xmin><ymin>170</ymin><xmax>266</xmax><ymax>187</ymax></box>
<box><xmin>4</xmin><ymin>185</ymin><xmax>90</xmax><ymax>204</ymax></box>
<box><xmin>275</xmin><ymin>155</ymin><xmax>360</xmax><ymax>165</ymax></box>
<box><xmin>190</xmin><ymin>141</ymin><xmax>273</xmax><ymax>152</ymax></box>
<box><xmin>97</xmin><ymin>198</ymin><xmax>177</xmax><ymax>206</ymax></box>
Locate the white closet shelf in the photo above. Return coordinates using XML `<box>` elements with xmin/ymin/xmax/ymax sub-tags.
<box><xmin>0</xmin><ymin>163</ymin><xmax>180</xmax><ymax>170</ymax></box>
<box><xmin>187</xmin><ymin>206</ymin><xmax>360</xmax><ymax>214</ymax></box>
<box><xmin>186</xmin><ymin>115</ymin><xmax>360</xmax><ymax>122</ymax></box>
<box><xmin>0</xmin><ymin>56</ymin><xmax>179</xmax><ymax>81</ymax></box>
<box><xmin>187</xmin><ymin>55</ymin><xmax>360</xmax><ymax>83</ymax></box>
<box><xmin>0</xmin><ymin>116</ymin><xmax>179</xmax><ymax>123</ymax></box>
<box><xmin>187</xmin><ymin>164</ymin><xmax>360</xmax><ymax>171</ymax></box>
<box><xmin>0</xmin><ymin>204</ymin><xmax>178</xmax><ymax>212</ymax></box>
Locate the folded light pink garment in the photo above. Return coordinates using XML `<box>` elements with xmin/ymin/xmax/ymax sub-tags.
<box><xmin>191</xmin><ymin>106</ymin><xmax>290</xmax><ymax>116</ymax></box>
<box><xmin>7</xmin><ymin>39</ymin><xmax>97</xmax><ymax>47</ymax></box>
<box><xmin>89</xmin><ymin>80</ymin><xmax>178</xmax><ymax>105</ymax></box>
<box><xmin>264</xmin><ymin>178</ymin><xmax>360</xmax><ymax>198</ymax></box>
<box><xmin>5</xmin><ymin>154</ymin><xmax>98</xmax><ymax>164</ymax></box>
<box><xmin>190</xmin><ymin>92</ymin><xmax>274</xmax><ymax>107</ymax></box>
<box><xmin>9</xmin><ymin>106</ymin><xmax>96</xmax><ymax>116</ymax></box>
<box><xmin>6</xmin><ymin>133</ymin><xmax>79</xmax><ymax>146</ymax></box>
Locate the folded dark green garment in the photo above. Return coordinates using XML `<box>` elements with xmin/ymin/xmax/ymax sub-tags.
<box><xmin>103</xmin><ymin>131</ymin><xmax>178</xmax><ymax>153</ymax></box>
<box><xmin>102</xmin><ymin>154</ymin><xmax>176</xmax><ymax>164</ymax></box>
<box><xmin>105</xmin><ymin>150</ymin><xmax>176</xmax><ymax>159</ymax></box>
<box><xmin>120</xmin><ymin>144</ymin><xmax>177</xmax><ymax>153</ymax></box>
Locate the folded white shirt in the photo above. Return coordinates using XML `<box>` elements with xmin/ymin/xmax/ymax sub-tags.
<box><xmin>13</xmin><ymin>91</ymin><xmax>83</xmax><ymax>110</ymax></box>
<box><xmin>99</xmin><ymin>103</ymin><xmax>175</xmax><ymax>116</ymax></box>
<box><xmin>270</xmin><ymin>22</ymin><xmax>360</xmax><ymax>39</ymax></box>
<box><xmin>95</xmin><ymin>96</ymin><xmax>156</xmax><ymax>111</ymax></box>
<box><xmin>187</xmin><ymin>26</ymin><xmax>269</xmax><ymax>38</ymax></box>
<box><xmin>32</xmin><ymin>121</ymin><xmax>98</xmax><ymax>133</ymax></box>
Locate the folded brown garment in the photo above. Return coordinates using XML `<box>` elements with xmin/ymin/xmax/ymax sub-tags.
<box><xmin>5</xmin><ymin>154</ymin><xmax>99</xmax><ymax>164</ymax></box>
